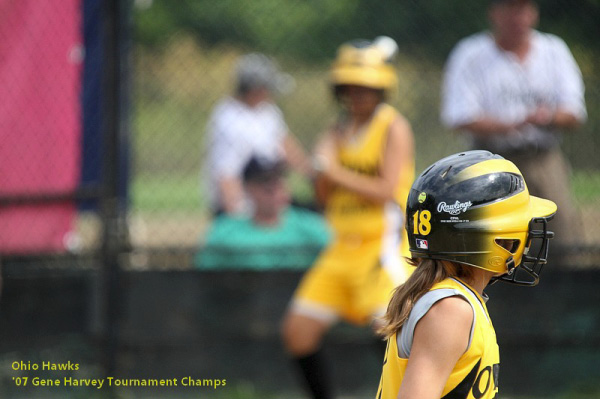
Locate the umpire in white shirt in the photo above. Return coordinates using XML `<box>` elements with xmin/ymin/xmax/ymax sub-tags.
<box><xmin>441</xmin><ymin>0</ymin><xmax>587</xmax><ymax>257</ymax></box>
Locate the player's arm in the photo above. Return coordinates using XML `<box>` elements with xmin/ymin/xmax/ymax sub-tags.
<box><xmin>283</xmin><ymin>133</ymin><xmax>314</xmax><ymax>177</ymax></box>
<box><xmin>315</xmin><ymin>116</ymin><xmax>414</xmax><ymax>203</ymax></box>
<box><xmin>311</xmin><ymin>130</ymin><xmax>337</xmax><ymax>206</ymax></box>
<box><xmin>396</xmin><ymin>296</ymin><xmax>473</xmax><ymax>399</ymax></box>
<box><xmin>218</xmin><ymin>176</ymin><xmax>245</xmax><ymax>215</ymax></box>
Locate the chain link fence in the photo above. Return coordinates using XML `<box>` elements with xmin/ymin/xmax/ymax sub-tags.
<box><xmin>130</xmin><ymin>0</ymin><xmax>600</xmax><ymax>268</ymax></box>
<box><xmin>1</xmin><ymin>0</ymin><xmax>597</xmax><ymax>267</ymax></box>
<box><xmin>1</xmin><ymin>1</ymin><xmax>599</xmax><ymax>398</ymax></box>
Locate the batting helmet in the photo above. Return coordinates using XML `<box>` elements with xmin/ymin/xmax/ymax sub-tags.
<box><xmin>406</xmin><ymin>150</ymin><xmax>556</xmax><ymax>286</ymax></box>
<box><xmin>330</xmin><ymin>36</ymin><xmax>398</xmax><ymax>93</ymax></box>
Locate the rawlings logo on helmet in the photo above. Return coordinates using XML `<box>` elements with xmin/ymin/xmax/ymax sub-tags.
<box><xmin>437</xmin><ymin>200</ymin><xmax>472</xmax><ymax>215</ymax></box>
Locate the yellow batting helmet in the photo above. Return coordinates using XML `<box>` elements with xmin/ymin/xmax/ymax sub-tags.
<box><xmin>406</xmin><ymin>150</ymin><xmax>557</xmax><ymax>286</ymax></box>
<box><xmin>330</xmin><ymin>36</ymin><xmax>398</xmax><ymax>93</ymax></box>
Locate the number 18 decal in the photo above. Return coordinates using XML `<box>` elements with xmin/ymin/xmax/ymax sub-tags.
<box><xmin>412</xmin><ymin>210</ymin><xmax>432</xmax><ymax>235</ymax></box>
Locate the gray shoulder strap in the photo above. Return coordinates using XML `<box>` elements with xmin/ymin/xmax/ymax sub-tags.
<box><xmin>396</xmin><ymin>288</ymin><xmax>476</xmax><ymax>359</ymax></box>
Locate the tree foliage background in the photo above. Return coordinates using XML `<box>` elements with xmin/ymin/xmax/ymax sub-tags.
<box><xmin>135</xmin><ymin>0</ymin><xmax>600</xmax><ymax>61</ymax></box>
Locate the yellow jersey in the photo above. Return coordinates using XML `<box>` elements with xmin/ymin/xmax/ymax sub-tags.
<box><xmin>326</xmin><ymin>103</ymin><xmax>414</xmax><ymax>248</ymax></box>
<box><xmin>376</xmin><ymin>277</ymin><xmax>500</xmax><ymax>399</ymax></box>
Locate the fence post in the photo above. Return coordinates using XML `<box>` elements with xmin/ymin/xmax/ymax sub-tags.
<box><xmin>100</xmin><ymin>0</ymin><xmax>131</xmax><ymax>380</ymax></box>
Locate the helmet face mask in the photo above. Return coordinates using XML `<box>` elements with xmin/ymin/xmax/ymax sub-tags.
<box><xmin>493</xmin><ymin>216</ymin><xmax>554</xmax><ymax>286</ymax></box>
<box><xmin>406</xmin><ymin>151</ymin><xmax>557</xmax><ymax>286</ymax></box>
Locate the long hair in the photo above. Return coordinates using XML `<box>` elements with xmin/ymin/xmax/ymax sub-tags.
<box><xmin>378</xmin><ymin>258</ymin><xmax>474</xmax><ymax>339</ymax></box>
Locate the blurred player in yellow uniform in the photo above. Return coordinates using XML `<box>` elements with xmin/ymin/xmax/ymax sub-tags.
<box><xmin>281</xmin><ymin>36</ymin><xmax>415</xmax><ymax>399</ymax></box>
<box><xmin>377</xmin><ymin>151</ymin><xmax>556</xmax><ymax>399</ymax></box>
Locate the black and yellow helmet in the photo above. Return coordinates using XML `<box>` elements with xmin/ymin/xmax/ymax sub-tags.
<box><xmin>330</xmin><ymin>36</ymin><xmax>398</xmax><ymax>93</ymax></box>
<box><xmin>406</xmin><ymin>151</ymin><xmax>557</xmax><ymax>286</ymax></box>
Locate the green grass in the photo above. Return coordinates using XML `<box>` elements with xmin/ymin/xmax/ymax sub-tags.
<box><xmin>131</xmin><ymin>171</ymin><xmax>316</xmax><ymax>213</ymax></box>
<box><xmin>132</xmin><ymin>175</ymin><xmax>206</xmax><ymax>212</ymax></box>
<box><xmin>130</xmin><ymin>169</ymin><xmax>600</xmax><ymax>213</ymax></box>
<box><xmin>572</xmin><ymin>170</ymin><xmax>600</xmax><ymax>203</ymax></box>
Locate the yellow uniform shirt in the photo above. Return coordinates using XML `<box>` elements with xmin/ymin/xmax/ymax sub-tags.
<box><xmin>291</xmin><ymin>103</ymin><xmax>414</xmax><ymax>324</ymax></box>
<box><xmin>326</xmin><ymin>103</ymin><xmax>414</xmax><ymax>250</ymax></box>
<box><xmin>376</xmin><ymin>277</ymin><xmax>500</xmax><ymax>399</ymax></box>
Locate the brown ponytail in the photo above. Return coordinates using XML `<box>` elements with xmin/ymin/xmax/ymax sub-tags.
<box><xmin>377</xmin><ymin>258</ymin><xmax>474</xmax><ymax>339</ymax></box>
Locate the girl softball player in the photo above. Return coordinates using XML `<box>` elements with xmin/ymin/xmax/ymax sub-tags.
<box><xmin>376</xmin><ymin>150</ymin><xmax>556</xmax><ymax>399</ymax></box>
<box><xmin>281</xmin><ymin>36</ymin><xmax>415</xmax><ymax>399</ymax></box>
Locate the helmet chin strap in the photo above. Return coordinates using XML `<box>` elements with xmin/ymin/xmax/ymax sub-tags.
<box><xmin>506</xmin><ymin>256</ymin><xmax>515</xmax><ymax>272</ymax></box>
